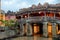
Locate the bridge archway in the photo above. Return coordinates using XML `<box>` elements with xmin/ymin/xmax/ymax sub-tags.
<box><xmin>47</xmin><ymin>22</ymin><xmax>52</xmax><ymax>37</ymax></box>
<box><xmin>31</xmin><ymin>23</ymin><xmax>43</xmax><ymax>36</ymax></box>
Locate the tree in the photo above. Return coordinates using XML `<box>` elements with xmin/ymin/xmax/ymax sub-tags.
<box><xmin>0</xmin><ymin>20</ymin><xmax>16</xmax><ymax>27</ymax></box>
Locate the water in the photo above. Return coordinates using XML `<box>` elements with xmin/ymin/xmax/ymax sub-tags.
<box><xmin>5</xmin><ymin>36</ymin><xmax>58</xmax><ymax>40</ymax></box>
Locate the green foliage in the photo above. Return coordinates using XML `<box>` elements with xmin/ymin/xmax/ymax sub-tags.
<box><xmin>0</xmin><ymin>20</ymin><xmax>16</xmax><ymax>27</ymax></box>
<box><xmin>0</xmin><ymin>19</ymin><xmax>19</xmax><ymax>27</ymax></box>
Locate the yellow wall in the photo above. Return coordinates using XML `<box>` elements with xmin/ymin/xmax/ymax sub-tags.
<box><xmin>0</xmin><ymin>13</ymin><xmax>5</xmax><ymax>27</ymax></box>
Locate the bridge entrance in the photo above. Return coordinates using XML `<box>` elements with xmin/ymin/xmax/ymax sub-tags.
<box><xmin>31</xmin><ymin>23</ymin><xmax>43</xmax><ymax>36</ymax></box>
<box><xmin>47</xmin><ymin>22</ymin><xmax>52</xmax><ymax>37</ymax></box>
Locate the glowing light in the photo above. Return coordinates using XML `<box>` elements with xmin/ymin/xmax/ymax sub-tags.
<box><xmin>25</xmin><ymin>16</ymin><xmax>27</xmax><ymax>18</ymax></box>
<box><xmin>39</xmin><ymin>12</ymin><xmax>41</xmax><ymax>14</ymax></box>
<box><xmin>34</xmin><ymin>25</ymin><xmax>39</xmax><ymax>34</ymax></box>
<box><xmin>48</xmin><ymin>22</ymin><xmax>52</xmax><ymax>37</ymax></box>
<box><xmin>58</xmin><ymin>30</ymin><xmax>60</xmax><ymax>34</ymax></box>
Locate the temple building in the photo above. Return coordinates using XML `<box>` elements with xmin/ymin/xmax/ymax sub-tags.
<box><xmin>16</xmin><ymin>3</ymin><xmax>60</xmax><ymax>37</ymax></box>
<box><xmin>5</xmin><ymin>11</ymin><xmax>16</xmax><ymax>21</ymax></box>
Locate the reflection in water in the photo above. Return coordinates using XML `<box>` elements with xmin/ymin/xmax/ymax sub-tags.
<box><xmin>27</xmin><ymin>37</ymin><xmax>34</xmax><ymax>40</ymax></box>
<box><xmin>33</xmin><ymin>36</ymin><xmax>53</xmax><ymax>40</ymax></box>
<box><xmin>19</xmin><ymin>37</ymin><xmax>26</xmax><ymax>40</ymax></box>
<box><xmin>11</xmin><ymin>36</ymin><xmax>55</xmax><ymax>40</ymax></box>
<box><xmin>48</xmin><ymin>38</ymin><xmax>52</xmax><ymax>40</ymax></box>
<box><xmin>33</xmin><ymin>36</ymin><xmax>38</xmax><ymax>40</ymax></box>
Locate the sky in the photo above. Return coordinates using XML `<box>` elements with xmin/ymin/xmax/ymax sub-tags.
<box><xmin>1</xmin><ymin>0</ymin><xmax>60</xmax><ymax>12</ymax></box>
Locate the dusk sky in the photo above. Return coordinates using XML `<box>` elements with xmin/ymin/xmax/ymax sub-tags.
<box><xmin>1</xmin><ymin>0</ymin><xmax>60</xmax><ymax>12</ymax></box>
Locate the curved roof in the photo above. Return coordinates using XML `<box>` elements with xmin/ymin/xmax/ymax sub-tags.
<box><xmin>18</xmin><ymin>3</ymin><xmax>60</xmax><ymax>14</ymax></box>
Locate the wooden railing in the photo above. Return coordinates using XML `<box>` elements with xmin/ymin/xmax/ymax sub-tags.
<box><xmin>20</xmin><ymin>16</ymin><xmax>60</xmax><ymax>22</ymax></box>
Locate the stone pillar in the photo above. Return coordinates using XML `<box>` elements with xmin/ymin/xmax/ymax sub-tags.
<box><xmin>52</xmin><ymin>23</ymin><xmax>57</xmax><ymax>37</ymax></box>
<box><xmin>44</xmin><ymin>12</ymin><xmax>47</xmax><ymax>21</ymax></box>
<box><xmin>43</xmin><ymin>22</ymin><xmax>48</xmax><ymax>37</ymax></box>
<box><xmin>20</xmin><ymin>24</ymin><xmax>24</xmax><ymax>36</ymax></box>
<box><xmin>26</xmin><ymin>23</ymin><xmax>32</xmax><ymax>36</ymax></box>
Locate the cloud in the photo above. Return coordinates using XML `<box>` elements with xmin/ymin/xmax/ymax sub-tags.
<box><xmin>38</xmin><ymin>0</ymin><xmax>59</xmax><ymax>4</ymax></box>
<box><xmin>1</xmin><ymin>0</ymin><xmax>31</xmax><ymax>12</ymax></box>
<box><xmin>1</xmin><ymin>0</ymin><xmax>17</xmax><ymax>12</ymax></box>
<box><xmin>1</xmin><ymin>0</ymin><xmax>60</xmax><ymax>12</ymax></box>
<box><xmin>17</xmin><ymin>2</ymin><xmax>31</xmax><ymax>9</ymax></box>
<box><xmin>1</xmin><ymin>0</ymin><xmax>16</xmax><ymax>6</ymax></box>
<box><xmin>45</xmin><ymin>0</ymin><xmax>55</xmax><ymax>4</ymax></box>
